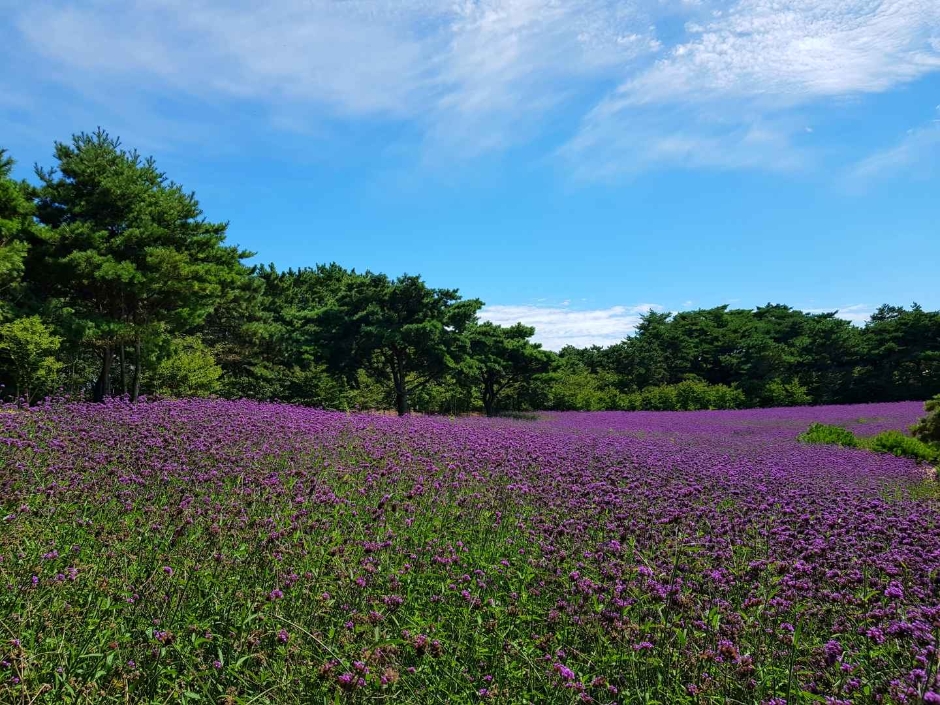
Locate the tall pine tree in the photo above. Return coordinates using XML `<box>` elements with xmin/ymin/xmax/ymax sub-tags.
<box><xmin>30</xmin><ymin>129</ymin><xmax>252</xmax><ymax>401</ymax></box>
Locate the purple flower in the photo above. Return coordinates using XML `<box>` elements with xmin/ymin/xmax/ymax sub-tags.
<box><xmin>824</xmin><ymin>640</ymin><xmax>843</xmax><ymax>666</ymax></box>
<box><xmin>884</xmin><ymin>581</ymin><xmax>904</xmax><ymax>600</ymax></box>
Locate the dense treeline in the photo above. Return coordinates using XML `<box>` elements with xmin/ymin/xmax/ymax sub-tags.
<box><xmin>1</xmin><ymin>131</ymin><xmax>939</xmax><ymax>414</ymax></box>
<box><xmin>556</xmin><ymin>303</ymin><xmax>940</xmax><ymax>410</ymax></box>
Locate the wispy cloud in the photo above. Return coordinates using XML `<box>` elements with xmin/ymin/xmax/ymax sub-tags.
<box><xmin>3</xmin><ymin>0</ymin><xmax>939</xmax><ymax>174</ymax></box>
<box><xmin>7</xmin><ymin>0</ymin><xmax>658</xmax><ymax>156</ymax></box>
<box><xmin>562</xmin><ymin>0</ymin><xmax>940</xmax><ymax>177</ymax></box>
<box><xmin>805</xmin><ymin>303</ymin><xmax>875</xmax><ymax>324</ymax></box>
<box><xmin>619</xmin><ymin>0</ymin><xmax>940</xmax><ymax>106</ymax></box>
<box><xmin>848</xmin><ymin>112</ymin><xmax>940</xmax><ymax>185</ymax></box>
<box><xmin>480</xmin><ymin>303</ymin><xmax>662</xmax><ymax>350</ymax></box>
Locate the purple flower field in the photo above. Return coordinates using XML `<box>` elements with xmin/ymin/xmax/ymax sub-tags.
<box><xmin>1</xmin><ymin>400</ymin><xmax>938</xmax><ymax>703</ymax></box>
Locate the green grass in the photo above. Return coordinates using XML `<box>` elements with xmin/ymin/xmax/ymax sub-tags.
<box><xmin>799</xmin><ymin>423</ymin><xmax>939</xmax><ymax>464</ymax></box>
<box><xmin>497</xmin><ymin>411</ymin><xmax>541</xmax><ymax>421</ymax></box>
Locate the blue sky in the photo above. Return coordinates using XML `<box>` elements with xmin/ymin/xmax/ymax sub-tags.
<box><xmin>1</xmin><ymin>0</ymin><xmax>938</xmax><ymax>349</ymax></box>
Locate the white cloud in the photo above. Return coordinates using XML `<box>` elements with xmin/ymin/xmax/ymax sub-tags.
<box><xmin>4</xmin><ymin>0</ymin><xmax>939</xmax><ymax>174</ymax></box>
<box><xmin>561</xmin><ymin>110</ymin><xmax>812</xmax><ymax>179</ymax></box>
<box><xmin>617</xmin><ymin>0</ymin><xmax>940</xmax><ymax>106</ymax></box>
<box><xmin>805</xmin><ymin>303</ymin><xmax>875</xmax><ymax>324</ymax></box>
<box><xmin>8</xmin><ymin>0</ymin><xmax>658</xmax><ymax>156</ymax></box>
<box><xmin>487</xmin><ymin>301</ymin><xmax>888</xmax><ymax>350</ymax></box>
<box><xmin>848</xmin><ymin>117</ymin><xmax>940</xmax><ymax>185</ymax></box>
<box><xmin>481</xmin><ymin>303</ymin><xmax>663</xmax><ymax>349</ymax></box>
<box><xmin>562</xmin><ymin>0</ymin><xmax>940</xmax><ymax>177</ymax></box>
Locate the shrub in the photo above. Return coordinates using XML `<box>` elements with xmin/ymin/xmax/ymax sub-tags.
<box><xmin>911</xmin><ymin>395</ymin><xmax>940</xmax><ymax>445</ymax></box>
<box><xmin>620</xmin><ymin>381</ymin><xmax>745</xmax><ymax>412</ymax></box>
<box><xmin>798</xmin><ymin>423</ymin><xmax>859</xmax><ymax>447</ymax></box>
<box><xmin>545</xmin><ymin>368</ymin><xmax>609</xmax><ymax>411</ymax></box>
<box><xmin>760</xmin><ymin>378</ymin><xmax>812</xmax><ymax>407</ymax></box>
<box><xmin>799</xmin><ymin>423</ymin><xmax>939</xmax><ymax>465</ymax></box>
<box><xmin>866</xmin><ymin>430</ymin><xmax>938</xmax><ymax>464</ymax></box>
<box><xmin>711</xmin><ymin>383</ymin><xmax>748</xmax><ymax>410</ymax></box>
<box><xmin>152</xmin><ymin>336</ymin><xmax>222</xmax><ymax>398</ymax></box>
<box><xmin>0</xmin><ymin>315</ymin><xmax>62</xmax><ymax>403</ymax></box>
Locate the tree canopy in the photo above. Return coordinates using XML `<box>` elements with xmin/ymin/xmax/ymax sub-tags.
<box><xmin>463</xmin><ymin>322</ymin><xmax>554</xmax><ymax>417</ymax></box>
<box><xmin>0</xmin><ymin>149</ymin><xmax>36</xmax><ymax>321</ymax></box>
<box><xmin>27</xmin><ymin>129</ymin><xmax>252</xmax><ymax>400</ymax></box>
<box><xmin>315</xmin><ymin>273</ymin><xmax>482</xmax><ymax>415</ymax></box>
<box><xmin>1</xmin><ymin>129</ymin><xmax>939</xmax><ymax>414</ymax></box>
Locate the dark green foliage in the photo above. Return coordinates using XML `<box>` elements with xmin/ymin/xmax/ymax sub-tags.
<box><xmin>857</xmin><ymin>305</ymin><xmax>940</xmax><ymax>402</ymax></box>
<box><xmin>0</xmin><ymin>149</ymin><xmax>37</xmax><ymax>321</ymax></box>
<box><xmin>314</xmin><ymin>272</ymin><xmax>482</xmax><ymax>415</ymax></box>
<box><xmin>552</xmin><ymin>303</ymin><xmax>939</xmax><ymax>412</ymax></box>
<box><xmin>798</xmin><ymin>423</ymin><xmax>860</xmax><ymax>448</ymax></box>
<box><xmin>462</xmin><ymin>322</ymin><xmax>554</xmax><ymax>416</ymax></box>
<box><xmin>29</xmin><ymin>129</ymin><xmax>252</xmax><ymax>401</ymax></box>
<box><xmin>2</xmin><ymin>132</ymin><xmax>940</xmax><ymax>412</ymax></box>
<box><xmin>912</xmin><ymin>395</ymin><xmax>940</xmax><ymax>445</ymax></box>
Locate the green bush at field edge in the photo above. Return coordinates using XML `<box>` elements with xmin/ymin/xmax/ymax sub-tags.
<box><xmin>912</xmin><ymin>395</ymin><xmax>940</xmax><ymax>445</ymax></box>
<box><xmin>799</xmin><ymin>422</ymin><xmax>939</xmax><ymax>464</ymax></box>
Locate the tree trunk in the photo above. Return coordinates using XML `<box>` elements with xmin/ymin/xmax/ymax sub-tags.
<box><xmin>130</xmin><ymin>337</ymin><xmax>142</xmax><ymax>402</ymax></box>
<box><xmin>483</xmin><ymin>376</ymin><xmax>497</xmax><ymax>417</ymax></box>
<box><xmin>391</xmin><ymin>352</ymin><xmax>408</xmax><ymax>415</ymax></box>
<box><xmin>119</xmin><ymin>344</ymin><xmax>127</xmax><ymax>396</ymax></box>
<box><xmin>94</xmin><ymin>346</ymin><xmax>112</xmax><ymax>402</ymax></box>
<box><xmin>395</xmin><ymin>383</ymin><xmax>408</xmax><ymax>416</ymax></box>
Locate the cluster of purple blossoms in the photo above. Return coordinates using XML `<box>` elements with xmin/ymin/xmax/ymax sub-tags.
<box><xmin>1</xmin><ymin>398</ymin><xmax>939</xmax><ymax>702</ymax></box>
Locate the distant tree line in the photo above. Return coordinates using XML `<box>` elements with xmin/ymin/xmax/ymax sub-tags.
<box><xmin>2</xmin><ymin>131</ymin><xmax>939</xmax><ymax>414</ymax></box>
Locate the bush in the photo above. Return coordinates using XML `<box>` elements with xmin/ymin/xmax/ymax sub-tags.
<box><xmin>799</xmin><ymin>423</ymin><xmax>939</xmax><ymax>464</ymax></box>
<box><xmin>545</xmin><ymin>367</ymin><xmax>609</xmax><ymax>411</ymax></box>
<box><xmin>867</xmin><ymin>430</ymin><xmax>938</xmax><ymax>463</ymax></box>
<box><xmin>621</xmin><ymin>381</ymin><xmax>746</xmax><ymax>411</ymax></box>
<box><xmin>760</xmin><ymin>378</ymin><xmax>812</xmax><ymax>407</ymax></box>
<box><xmin>912</xmin><ymin>395</ymin><xmax>940</xmax><ymax>445</ymax></box>
<box><xmin>0</xmin><ymin>315</ymin><xmax>62</xmax><ymax>403</ymax></box>
<box><xmin>151</xmin><ymin>336</ymin><xmax>222</xmax><ymax>398</ymax></box>
<box><xmin>798</xmin><ymin>423</ymin><xmax>860</xmax><ymax>447</ymax></box>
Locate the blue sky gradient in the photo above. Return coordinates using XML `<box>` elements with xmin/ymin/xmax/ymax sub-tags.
<box><xmin>2</xmin><ymin>0</ymin><xmax>938</xmax><ymax>348</ymax></box>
